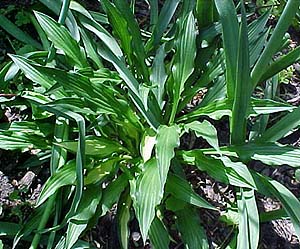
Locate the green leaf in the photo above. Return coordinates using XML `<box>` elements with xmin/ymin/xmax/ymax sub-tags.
<box><xmin>0</xmin><ymin>62</ymin><xmax>13</xmax><ymax>87</ymax></box>
<box><xmin>46</xmin><ymin>70</ymin><xmax>121</xmax><ymax>115</ymax></box>
<box><xmin>76</xmin><ymin>9</ymin><xmax>123</xmax><ymax>59</ymax></box>
<box><xmin>10</xmin><ymin>56</ymin><xmax>122</xmax><ymax>115</ymax></box>
<box><xmin>0</xmin><ymin>14</ymin><xmax>42</xmax><ymax>49</ymax></box>
<box><xmin>178</xmin><ymin>97</ymin><xmax>295</xmax><ymax>123</ymax></box>
<box><xmin>176</xmin><ymin>207</ymin><xmax>209</xmax><ymax>249</ymax></box>
<box><xmin>13</xmin><ymin>205</ymin><xmax>47</xmax><ymax>248</ymax></box>
<box><xmin>59</xmin><ymin>239</ymin><xmax>96</xmax><ymax>249</ymax></box>
<box><xmin>65</xmin><ymin>186</ymin><xmax>102</xmax><ymax>249</ymax></box>
<box><xmin>101</xmin><ymin>174</ymin><xmax>128</xmax><ymax>215</ymax></box>
<box><xmin>231</xmin><ymin>3</ymin><xmax>251</xmax><ymax>145</ymax></box>
<box><xmin>46</xmin><ymin>98</ymin><xmax>95</xmax><ymax>117</ymax></box>
<box><xmin>247</xmin><ymin>98</ymin><xmax>295</xmax><ymax>116</ymax></box>
<box><xmin>237</xmin><ymin>191</ymin><xmax>249</xmax><ymax>249</ymax></box>
<box><xmin>85</xmin><ymin>158</ymin><xmax>119</xmax><ymax>185</ymax></box>
<box><xmin>57</xmin><ymin>136</ymin><xmax>128</xmax><ymax>157</ymax></box>
<box><xmin>150</xmin><ymin>45</ymin><xmax>167</xmax><ymax>109</ymax></box>
<box><xmin>149</xmin><ymin>216</ymin><xmax>170</xmax><ymax>249</ymax></box>
<box><xmin>147</xmin><ymin>0</ymin><xmax>180</xmax><ymax>50</ymax></box>
<box><xmin>112</xmin><ymin>0</ymin><xmax>149</xmax><ymax>80</ymax></box>
<box><xmin>221</xmin><ymin>143</ymin><xmax>300</xmax><ymax>167</ymax></box>
<box><xmin>196</xmin><ymin>0</ymin><xmax>217</xmax><ymax>28</ymax></box>
<box><xmin>260</xmin><ymin>208</ymin><xmax>288</xmax><ymax>223</ymax></box>
<box><xmin>251</xmin><ymin>0</ymin><xmax>300</xmax><ymax>87</ymax></box>
<box><xmin>0</xmin><ymin>121</ymin><xmax>51</xmax><ymax>150</ymax></box>
<box><xmin>248</xmin><ymin>10</ymin><xmax>270</xmax><ymax>66</ymax></box>
<box><xmin>166</xmin><ymin>174</ymin><xmax>216</xmax><ymax>210</ymax></box>
<box><xmin>29</xmin><ymin>12</ymin><xmax>50</xmax><ymax>50</ymax></box>
<box><xmin>0</xmin><ymin>222</ymin><xmax>21</xmax><ymax>236</ymax></box>
<box><xmin>80</xmin><ymin>27</ymin><xmax>103</xmax><ymax>69</ymax></box>
<box><xmin>34</xmin><ymin>11</ymin><xmax>87</xmax><ymax>68</ymax></box>
<box><xmin>89</xmin><ymin>11</ymin><xmax>108</xmax><ymax>24</ymax></box>
<box><xmin>253</xmin><ymin>172</ymin><xmax>300</xmax><ymax>240</ymax></box>
<box><xmin>259</xmin><ymin>46</ymin><xmax>300</xmax><ymax>83</ymax></box>
<box><xmin>140</xmin><ymin>129</ymin><xmax>156</xmax><ymax>162</ymax></box>
<box><xmin>156</xmin><ymin>125</ymin><xmax>180</xmax><ymax>189</ymax></box>
<box><xmin>184</xmin><ymin>120</ymin><xmax>220</xmax><ymax>152</ymax></box>
<box><xmin>9</xmin><ymin>55</ymin><xmax>54</xmax><ymax>90</ymax></box>
<box><xmin>214</xmin><ymin>0</ymin><xmax>239</xmax><ymax>99</ymax></box>
<box><xmin>169</xmin><ymin>11</ymin><xmax>197</xmax><ymax>123</ymax></box>
<box><xmin>200</xmin><ymin>76</ymin><xmax>226</xmax><ymax>108</ymax></box>
<box><xmin>181</xmin><ymin>151</ymin><xmax>254</xmax><ymax>189</ymax></box>
<box><xmin>40</xmin><ymin>106</ymin><xmax>86</xmax><ymax>221</ymax></box>
<box><xmin>178</xmin><ymin>98</ymin><xmax>232</xmax><ymax>122</ymax></box>
<box><xmin>96</xmin><ymin>43</ymin><xmax>160</xmax><ymax>129</ymax></box>
<box><xmin>236</xmin><ymin>189</ymin><xmax>259</xmax><ymax>249</ymax></box>
<box><xmin>220</xmin><ymin>207</ymin><xmax>239</xmax><ymax>226</ymax></box>
<box><xmin>130</xmin><ymin>159</ymin><xmax>162</xmax><ymax>243</ymax></box>
<box><xmin>39</xmin><ymin>0</ymin><xmax>80</xmax><ymax>41</ymax></box>
<box><xmin>219</xmin><ymin>156</ymin><xmax>256</xmax><ymax>189</ymax></box>
<box><xmin>3</xmin><ymin>51</ymin><xmax>47</xmax><ymax>83</ymax></box>
<box><xmin>117</xmin><ymin>190</ymin><xmax>132</xmax><ymax>249</ymax></box>
<box><xmin>148</xmin><ymin>0</ymin><xmax>158</xmax><ymax>29</ymax></box>
<box><xmin>248</xmin><ymin>10</ymin><xmax>270</xmax><ymax>45</ymax></box>
<box><xmin>36</xmin><ymin>161</ymin><xmax>76</xmax><ymax>206</ymax></box>
<box><xmin>256</xmin><ymin>106</ymin><xmax>300</xmax><ymax>143</ymax></box>
<box><xmin>226</xmin><ymin>232</ymin><xmax>238</xmax><ymax>249</ymax></box>
<box><xmin>101</xmin><ymin>0</ymin><xmax>132</xmax><ymax>63</ymax></box>
<box><xmin>29</xmin><ymin>117</ymin><xmax>69</xmax><ymax>249</ymax></box>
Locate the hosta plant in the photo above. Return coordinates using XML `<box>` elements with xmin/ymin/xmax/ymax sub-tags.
<box><xmin>1</xmin><ymin>0</ymin><xmax>300</xmax><ymax>248</ymax></box>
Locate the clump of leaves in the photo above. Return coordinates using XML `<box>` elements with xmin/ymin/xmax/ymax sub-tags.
<box><xmin>0</xmin><ymin>0</ymin><xmax>300</xmax><ymax>248</ymax></box>
<box><xmin>256</xmin><ymin>0</ymin><xmax>300</xmax><ymax>30</ymax></box>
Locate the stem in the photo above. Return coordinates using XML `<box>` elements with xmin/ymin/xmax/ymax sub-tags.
<box><xmin>29</xmin><ymin>194</ymin><xmax>56</xmax><ymax>249</ymax></box>
<box><xmin>251</xmin><ymin>0</ymin><xmax>300</xmax><ymax>87</ymax></box>
<box><xmin>30</xmin><ymin>118</ymin><xmax>68</xmax><ymax>249</ymax></box>
<box><xmin>168</xmin><ymin>103</ymin><xmax>177</xmax><ymax>125</ymax></box>
<box><xmin>47</xmin><ymin>0</ymin><xmax>71</xmax><ymax>62</ymax></box>
<box><xmin>46</xmin><ymin>191</ymin><xmax>62</xmax><ymax>249</ymax></box>
<box><xmin>0</xmin><ymin>94</ymin><xmax>16</xmax><ymax>97</ymax></box>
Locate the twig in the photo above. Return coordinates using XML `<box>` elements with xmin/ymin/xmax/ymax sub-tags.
<box><xmin>256</xmin><ymin>4</ymin><xmax>281</xmax><ymax>10</ymax></box>
<box><xmin>0</xmin><ymin>94</ymin><xmax>16</xmax><ymax>98</ymax></box>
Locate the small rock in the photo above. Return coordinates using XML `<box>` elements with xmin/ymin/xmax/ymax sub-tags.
<box><xmin>131</xmin><ymin>232</ymin><xmax>141</xmax><ymax>242</ymax></box>
<box><xmin>18</xmin><ymin>171</ymin><xmax>35</xmax><ymax>190</ymax></box>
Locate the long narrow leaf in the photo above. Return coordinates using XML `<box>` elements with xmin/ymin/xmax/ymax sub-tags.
<box><xmin>37</xmin><ymin>161</ymin><xmax>76</xmax><ymax>206</ymax></box>
<box><xmin>149</xmin><ymin>216</ymin><xmax>170</xmax><ymax>249</ymax></box>
<box><xmin>184</xmin><ymin>120</ymin><xmax>220</xmax><ymax>152</ymax></box>
<box><xmin>65</xmin><ymin>186</ymin><xmax>102</xmax><ymax>249</ymax></box>
<box><xmin>253</xmin><ymin>172</ymin><xmax>300</xmax><ymax>240</ymax></box>
<box><xmin>251</xmin><ymin>0</ymin><xmax>300</xmax><ymax>86</ymax></box>
<box><xmin>166</xmin><ymin>174</ymin><xmax>216</xmax><ymax>210</ymax></box>
<box><xmin>202</xmin><ymin>143</ymin><xmax>300</xmax><ymax>168</ymax></box>
<box><xmin>259</xmin><ymin>46</ymin><xmax>300</xmax><ymax>83</ymax></box>
<box><xmin>214</xmin><ymin>0</ymin><xmax>239</xmax><ymax>99</ymax></box>
<box><xmin>34</xmin><ymin>11</ymin><xmax>87</xmax><ymax>67</ymax></box>
<box><xmin>169</xmin><ymin>12</ymin><xmax>196</xmax><ymax>123</ymax></box>
<box><xmin>117</xmin><ymin>190</ymin><xmax>132</xmax><ymax>249</ymax></box>
<box><xmin>156</xmin><ymin>125</ymin><xmax>180</xmax><ymax>188</ymax></box>
<box><xmin>231</xmin><ymin>3</ymin><xmax>251</xmax><ymax>144</ymax></box>
<box><xmin>0</xmin><ymin>14</ymin><xmax>42</xmax><ymax>49</ymax></box>
<box><xmin>176</xmin><ymin>207</ymin><xmax>209</xmax><ymax>249</ymax></box>
<box><xmin>146</xmin><ymin>0</ymin><xmax>180</xmax><ymax>50</ymax></box>
<box><xmin>130</xmin><ymin>159</ymin><xmax>162</xmax><ymax>243</ymax></box>
<box><xmin>39</xmin><ymin>0</ymin><xmax>80</xmax><ymax>41</ymax></box>
<box><xmin>112</xmin><ymin>0</ymin><xmax>149</xmax><ymax>80</ymax></box>
<box><xmin>256</xmin><ymin>106</ymin><xmax>300</xmax><ymax>143</ymax></box>
<box><xmin>236</xmin><ymin>189</ymin><xmax>259</xmax><ymax>249</ymax></box>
